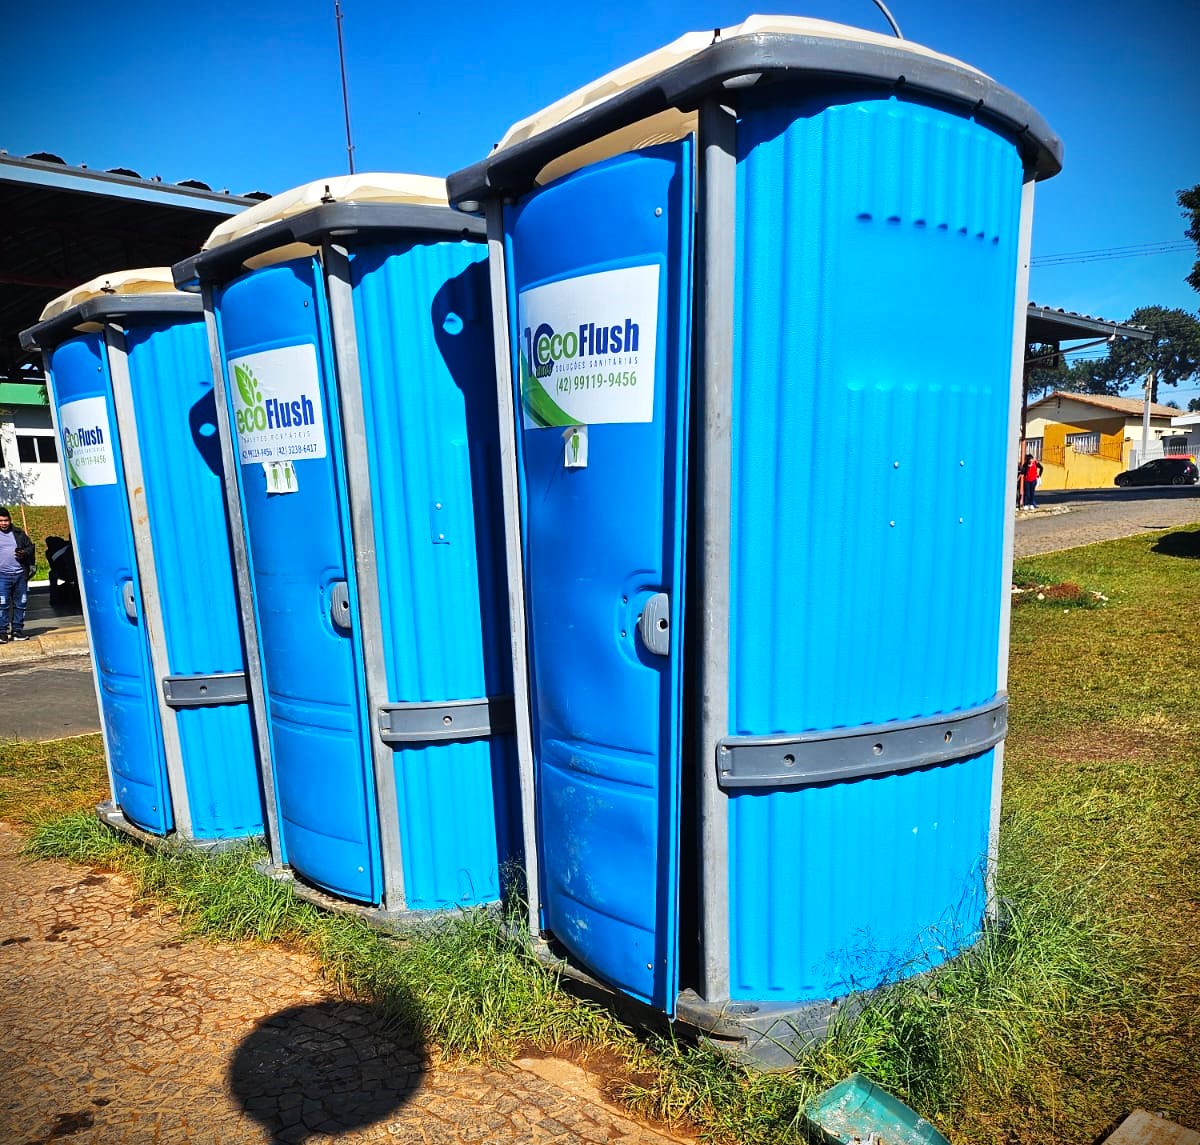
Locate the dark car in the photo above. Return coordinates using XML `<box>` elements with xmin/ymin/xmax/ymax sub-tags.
<box><xmin>1114</xmin><ymin>457</ymin><xmax>1199</xmax><ymax>487</ymax></box>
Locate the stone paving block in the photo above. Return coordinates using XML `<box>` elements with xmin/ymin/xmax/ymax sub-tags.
<box><xmin>0</xmin><ymin>821</ymin><xmax>689</xmax><ymax>1145</ymax></box>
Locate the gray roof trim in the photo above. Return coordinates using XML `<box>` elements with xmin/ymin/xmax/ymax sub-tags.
<box><xmin>173</xmin><ymin>201</ymin><xmax>485</xmax><ymax>288</ymax></box>
<box><xmin>1025</xmin><ymin>304</ymin><xmax>1153</xmax><ymax>344</ymax></box>
<box><xmin>0</xmin><ymin>153</ymin><xmax>257</xmax><ymax>214</ymax></box>
<box><xmin>448</xmin><ymin>30</ymin><xmax>1062</xmax><ymax>205</ymax></box>
<box><xmin>20</xmin><ymin>293</ymin><xmax>202</xmax><ymax>353</ymax></box>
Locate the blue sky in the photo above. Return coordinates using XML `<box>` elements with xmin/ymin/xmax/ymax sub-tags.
<box><xmin>3</xmin><ymin>0</ymin><xmax>1198</xmax><ymax>397</ymax></box>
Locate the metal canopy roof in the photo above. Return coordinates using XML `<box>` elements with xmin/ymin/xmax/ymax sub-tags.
<box><xmin>0</xmin><ymin>152</ymin><xmax>265</xmax><ymax>380</ymax></box>
<box><xmin>1025</xmin><ymin>303</ymin><xmax>1152</xmax><ymax>344</ymax></box>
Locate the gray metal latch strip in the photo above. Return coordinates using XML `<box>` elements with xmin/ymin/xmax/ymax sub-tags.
<box><xmin>162</xmin><ymin>672</ymin><xmax>250</xmax><ymax>709</ymax></box>
<box><xmin>717</xmin><ymin>693</ymin><xmax>1008</xmax><ymax>790</ymax></box>
<box><xmin>378</xmin><ymin>696</ymin><xmax>515</xmax><ymax>744</ymax></box>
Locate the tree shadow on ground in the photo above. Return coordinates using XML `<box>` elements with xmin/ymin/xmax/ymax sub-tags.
<box><xmin>229</xmin><ymin>1000</ymin><xmax>426</xmax><ymax>1144</ymax></box>
<box><xmin>1151</xmin><ymin>530</ymin><xmax>1200</xmax><ymax>559</ymax></box>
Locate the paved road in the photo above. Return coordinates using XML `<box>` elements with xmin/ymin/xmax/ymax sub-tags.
<box><xmin>0</xmin><ymin>583</ymin><xmax>96</xmax><ymax>739</ymax></box>
<box><xmin>1014</xmin><ymin>486</ymin><xmax>1200</xmax><ymax>557</ymax></box>
<box><xmin>0</xmin><ymin>822</ymin><xmax>686</xmax><ymax>1145</ymax></box>
<box><xmin>0</xmin><ymin>656</ymin><xmax>99</xmax><ymax>741</ymax></box>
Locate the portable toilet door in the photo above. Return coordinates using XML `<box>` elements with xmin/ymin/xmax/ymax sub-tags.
<box><xmin>450</xmin><ymin>15</ymin><xmax>1061</xmax><ymax>1057</ymax></box>
<box><xmin>173</xmin><ymin>176</ymin><xmax>517</xmax><ymax>916</ymax></box>
<box><xmin>20</xmin><ymin>271</ymin><xmax>266</xmax><ymax>844</ymax></box>
<box><xmin>479</xmin><ymin>140</ymin><xmax>695</xmax><ymax>1017</ymax></box>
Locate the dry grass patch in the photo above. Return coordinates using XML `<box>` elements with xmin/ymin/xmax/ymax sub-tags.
<box><xmin>1012</xmin><ymin>724</ymin><xmax>1176</xmax><ymax>766</ymax></box>
<box><xmin>0</xmin><ymin>735</ymin><xmax>107</xmax><ymax>827</ymax></box>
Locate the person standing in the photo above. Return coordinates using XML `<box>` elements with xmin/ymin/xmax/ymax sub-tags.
<box><xmin>1021</xmin><ymin>453</ymin><xmax>1044</xmax><ymax>510</ymax></box>
<box><xmin>0</xmin><ymin>507</ymin><xmax>35</xmax><ymax>642</ymax></box>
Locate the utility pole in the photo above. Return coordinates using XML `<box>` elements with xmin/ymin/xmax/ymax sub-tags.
<box><xmin>335</xmin><ymin>1</ymin><xmax>356</xmax><ymax>174</ymax></box>
<box><xmin>1141</xmin><ymin>363</ymin><xmax>1155</xmax><ymax>461</ymax></box>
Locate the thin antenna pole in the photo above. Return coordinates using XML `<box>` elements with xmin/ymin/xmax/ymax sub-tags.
<box><xmin>335</xmin><ymin>0</ymin><xmax>356</xmax><ymax>173</ymax></box>
<box><xmin>870</xmin><ymin>0</ymin><xmax>904</xmax><ymax>38</ymax></box>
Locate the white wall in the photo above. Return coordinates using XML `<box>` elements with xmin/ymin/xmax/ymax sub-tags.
<box><xmin>0</xmin><ymin>407</ymin><xmax>65</xmax><ymax>506</ymax></box>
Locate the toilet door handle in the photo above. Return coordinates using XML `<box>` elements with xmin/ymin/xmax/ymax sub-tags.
<box><xmin>330</xmin><ymin>581</ymin><xmax>352</xmax><ymax>632</ymax></box>
<box><xmin>121</xmin><ymin>579</ymin><xmax>138</xmax><ymax>622</ymax></box>
<box><xmin>637</xmin><ymin>592</ymin><xmax>670</xmax><ymax>657</ymax></box>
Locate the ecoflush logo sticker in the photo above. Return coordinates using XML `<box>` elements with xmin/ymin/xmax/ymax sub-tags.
<box><xmin>59</xmin><ymin>397</ymin><xmax>116</xmax><ymax>488</ymax></box>
<box><xmin>227</xmin><ymin>344</ymin><xmax>327</xmax><ymax>465</ymax></box>
<box><xmin>518</xmin><ymin>264</ymin><xmax>660</xmax><ymax>427</ymax></box>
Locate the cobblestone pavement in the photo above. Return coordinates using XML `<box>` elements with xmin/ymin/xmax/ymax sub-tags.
<box><xmin>1014</xmin><ymin>486</ymin><xmax>1200</xmax><ymax>557</ymax></box>
<box><xmin>0</xmin><ymin>823</ymin><xmax>687</xmax><ymax>1145</ymax></box>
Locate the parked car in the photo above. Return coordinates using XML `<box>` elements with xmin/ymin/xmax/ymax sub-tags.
<box><xmin>1114</xmin><ymin>457</ymin><xmax>1199</xmax><ymax>487</ymax></box>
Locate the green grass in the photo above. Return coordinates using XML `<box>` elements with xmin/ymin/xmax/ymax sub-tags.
<box><xmin>6</xmin><ymin>524</ymin><xmax>1200</xmax><ymax>1143</ymax></box>
<box><xmin>22</xmin><ymin>808</ymin><xmax>126</xmax><ymax>864</ymax></box>
<box><xmin>0</xmin><ymin>735</ymin><xmax>108</xmax><ymax>825</ymax></box>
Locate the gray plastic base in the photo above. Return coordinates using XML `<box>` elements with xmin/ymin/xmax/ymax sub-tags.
<box><xmin>95</xmin><ymin>801</ymin><xmax>260</xmax><ymax>855</ymax></box>
<box><xmin>528</xmin><ymin>936</ymin><xmax>856</xmax><ymax>1070</ymax></box>
<box><xmin>252</xmin><ymin>859</ymin><xmax>502</xmax><ymax>932</ymax></box>
<box><xmin>676</xmin><ymin>990</ymin><xmax>857</xmax><ymax>1070</ymax></box>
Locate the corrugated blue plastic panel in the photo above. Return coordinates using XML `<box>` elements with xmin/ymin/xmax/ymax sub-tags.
<box><xmin>350</xmin><ymin>238</ymin><xmax>517</xmax><ymax>909</ymax></box>
<box><xmin>727</xmin><ymin>94</ymin><xmax>1023</xmax><ymax>999</ymax></box>
<box><xmin>729</xmin><ymin>750</ymin><xmax>995</xmax><ymax>999</ymax></box>
<box><xmin>48</xmin><ymin>334</ymin><xmax>169</xmax><ymax>833</ymax></box>
<box><xmin>215</xmin><ymin>259</ymin><xmax>381</xmax><ymax>902</ymax></box>
<box><xmin>503</xmin><ymin>143</ymin><xmax>693</xmax><ymax>1012</ymax></box>
<box><xmin>123</xmin><ymin>318</ymin><xmax>262</xmax><ymax>839</ymax></box>
<box><xmin>172</xmin><ymin>703</ymin><xmax>259</xmax><ymax>833</ymax></box>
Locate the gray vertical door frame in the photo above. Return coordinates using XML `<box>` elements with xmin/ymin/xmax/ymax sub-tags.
<box><xmin>485</xmin><ymin>200</ymin><xmax>541</xmax><ymax>938</ymax></box>
<box><xmin>694</xmin><ymin>96</ymin><xmax>737</xmax><ymax>1005</ymax></box>
<box><xmin>320</xmin><ymin>241</ymin><xmax>409</xmax><ymax>913</ymax></box>
<box><xmin>200</xmin><ymin>285</ymin><xmax>285</xmax><ymax>869</ymax></box>
<box><xmin>988</xmin><ymin>175</ymin><xmax>1036</xmax><ymax>916</ymax></box>
<box><xmin>42</xmin><ymin>362</ymin><xmax>119</xmax><ymax>806</ymax></box>
<box><xmin>104</xmin><ymin>325</ymin><xmax>193</xmax><ymax>838</ymax></box>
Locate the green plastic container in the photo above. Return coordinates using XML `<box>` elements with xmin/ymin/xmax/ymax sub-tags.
<box><xmin>805</xmin><ymin>1074</ymin><xmax>950</xmax><ymax>1145</ymax></box>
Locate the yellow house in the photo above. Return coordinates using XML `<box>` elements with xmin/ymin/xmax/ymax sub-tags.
<box><xmin>1024</xmin><ymin>391</ymin><xmax>1182</xmax><ymax>489</ymax></box>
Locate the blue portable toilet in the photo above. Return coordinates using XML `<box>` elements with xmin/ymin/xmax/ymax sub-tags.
<box><xmin>448</xmin><ymin>17</ymin><xmax>1062</xmax><ymax>1062</ymax></box>
<box><xmin>20</xmin><ymin>270</ymin><xmax>265</xmax><ymax>845</ymax></box>
<box><xmin>172</xmin><ymin>175</ymin><xmax>519</xmax><ymax>917</ymax></box>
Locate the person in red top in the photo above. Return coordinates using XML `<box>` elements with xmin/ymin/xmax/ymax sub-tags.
<box><xmin>1021</xmin><ymin>453</ymin><xmax>1044</xmax><ymax>510</ymax></box>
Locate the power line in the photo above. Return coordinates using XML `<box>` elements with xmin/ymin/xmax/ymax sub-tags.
<box><xmin>1031</xmin><ymin>239</ymin><xmax>1191</xmax><ymax>268</ymax></box>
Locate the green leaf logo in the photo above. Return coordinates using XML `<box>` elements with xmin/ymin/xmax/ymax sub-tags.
<box><xmin>519</xmin><ymin>350</ymin><xmax>579</xmax><ymax>429</ymax></box>
<box><xmin>234</xmin><ymin>364</ymin><xmax>260</xmax><ymax>410</ymax></box>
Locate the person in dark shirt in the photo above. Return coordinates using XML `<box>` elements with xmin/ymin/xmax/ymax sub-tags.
<box><xmin>45</xmin><ymin>535</ymin><xmax>78</xmax><ymax>608</ymax></box>
<box><xmin>0</xmin><ymin>506</ymin><xmax>35</xmax><ymax>642</ymax></box>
